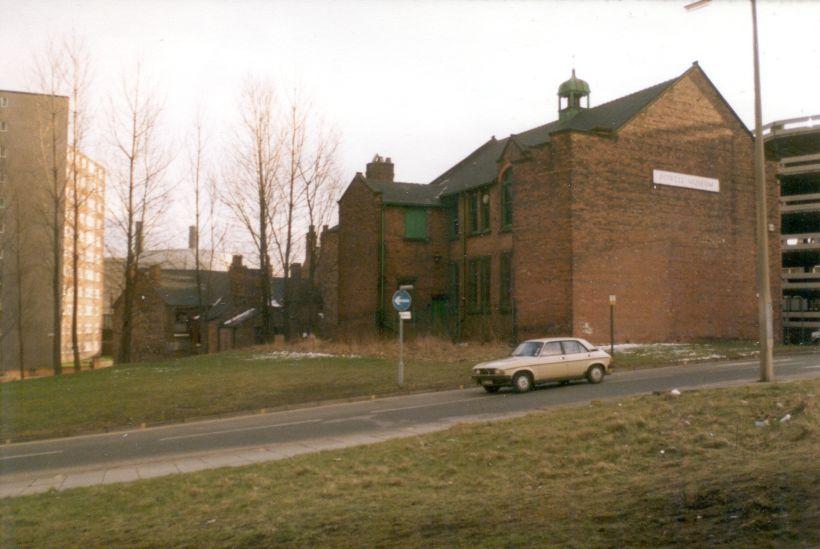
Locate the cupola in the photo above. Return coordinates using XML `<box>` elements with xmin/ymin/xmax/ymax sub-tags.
<box><xmin>557</xmin><ymin>69</ymin><xmax>590</xmax><ymax>121</ymax></box>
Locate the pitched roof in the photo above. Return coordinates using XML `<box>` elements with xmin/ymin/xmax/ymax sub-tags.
<box><xmin>432</xmin><ymin>75</ymin><xmax>679</xmax><ymax>195</ymax></box>
<box><xmin>363</xmin><ymin>178</ymin><xmax>443</xmax><ymax>207</ymax></box>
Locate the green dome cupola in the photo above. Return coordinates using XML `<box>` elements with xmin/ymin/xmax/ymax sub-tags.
<box><xmin>558</xmin><ymin>69</ymin><xmax>590</xmax><ymax>121</ymax></box>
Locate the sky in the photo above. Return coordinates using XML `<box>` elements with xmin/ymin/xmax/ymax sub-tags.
<box><xmin>1</xmin><ymin>0</ymin><xmax>819</xmax><ymax>248</ymax></box>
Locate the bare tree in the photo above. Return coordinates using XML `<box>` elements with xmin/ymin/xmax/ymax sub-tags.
<box><xmin>269</xmin><ymin>98</ymin><xmax>306</xmax><ymax>339</ymax></box>
<box><xmin>296</xmin><ymin>109</ymin><xmax>342</xmax><ymax>334</ymax></box>
<box><xmin>187</xmin><ymin>108</ymin><xmax>215</xmax><ymax>351</ymax></box>
<box><xmin>62</xmin><ymin>34</ymin><xmax>95</xmax><ymax>372</ymax></box>
<box><xmin>223</xmin><ymin>78</ymin><xmax>281</xmax><ymax>341</ymax></box>
<box><xmin>33</xmin><ymin>42</ymin><xmax>68</xmax><ymax>376</ymax></box>
<box><xmin>107</xmin><ymin>64</ymin><xmax>172</xmax><ymax>364</ymax></box>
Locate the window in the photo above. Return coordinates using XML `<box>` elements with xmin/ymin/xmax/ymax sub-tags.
<box><xmin>0</xmin><ymin>97</ymin><xmax>7</xmax><ymax>108</ymax></box>
<box><xmin>468</xmin><ymin>188</ymin><xmax>490</xmax><ymax>234</ymax></box>
<box><xmin>404</xmin><ymin>208</ymin><xmax>427</xmax><ymax>240</ymax></box>
<box><xmin>0</xmin><ymin>122</ymin><xmax>7</xmax><ymax>132</ymax></box>
<box><xmin>501</xmin><ymin>169</ymin><xmax>513</xmax><ymax>229</ymax></box>
<box><xmin>541</xmin><ymin>342</ymin><xmax>563</xmax><ymax>356</ymax></box>
<box><xmin>0</xmin><ymin>169</ymin><xmax>5</xmax><ymax>182</ymax></box>
<box><xmin>467</xmin><ymin>256</ymin><xmax>491</xmax><ymax>313</ymax></box>
<box><xmin>499</xmin><ymin>252</ymin><xmax>512</xmax><ymax>312</ymax></box>
<box><xmin>0</xmin><ymin>145</ymin><xmax>6</xmax><ymax>158</ymax></box>
<box><xmin>561</xmin><ymin>340</ymin><xmax>585</xmax><ymax>354</ymax></box>
<box><xmin>512</xmin><ymin>341</ymin><xmax>543</xmax><ymax>357</ymax></box>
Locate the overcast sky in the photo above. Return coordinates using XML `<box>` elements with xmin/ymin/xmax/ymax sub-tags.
<box><xmin>1</xmin><ymin>0</ymin><xmax>819</xmax><ymax>246</ymax></box>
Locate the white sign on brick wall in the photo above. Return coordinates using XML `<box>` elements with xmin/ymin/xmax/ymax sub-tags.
<box><xmin>653</xmin><ymin>169</ymin><xmax>719</xmax><ymax>193</ymax></box>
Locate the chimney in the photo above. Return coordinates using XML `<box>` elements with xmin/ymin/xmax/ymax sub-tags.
<box><xmin>135</xmin><ymin>221</ymin><xmax>143</xmax><ymax>255</ymax></box>
<box><xmin>305</xmin><ymin>225</ymin><xmax>317</xmax><ymax>271</ymax></box>
<box><xmin>365</xmin><ymin>154</ymin><xmax>394</xmax><ymax>182</ymax></box>
<box><xmin>188</xmin><ymin>225</ymin><xmax>197</xmax><ymax>249</ymax></box>
<box><xmin>148</xmin><ymin>264</ymin><xmax>162</xmax><ymax>284</ymax></box>
<box><xmin>230</xmin><ymin>254</ymin><xmax>243</xmax><ymax>271</ymax></box>
<box><xmin>290</xmin><ymin>262</ymin><xmax>302</xmax><ymax>280</ymax></box>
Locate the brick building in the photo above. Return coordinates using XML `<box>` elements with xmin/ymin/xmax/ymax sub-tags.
<box><xmin>111</xmin><ymin>256</ymin><xmax>286</xmax><ymax>362</ymax></box>
<box><xmin>320</xmin><ymin>63</ymin><xmax>781</xmax><ymax>343</ymax></box>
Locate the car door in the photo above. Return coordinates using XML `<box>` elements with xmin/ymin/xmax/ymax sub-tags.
<box><xmin>536</xmin><ymin>341</ymin><xmax>568</xmax><ymax>381</ymax></box>
<box><xmin>560</xmin><ymin>340</ymin><xmax>591</xmax><ymax>378</ymax></box>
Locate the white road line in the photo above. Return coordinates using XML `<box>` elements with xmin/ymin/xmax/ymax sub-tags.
<box><xmin>159</xmin><ymin>419</ymin><xmax>321</xmax><ymax>442</ymax></box>
<box><xmin>323</xmin><ymin>415</ymin><xmax>374</xmax><ymax>424</ymax></box>
<box><xmin>376</xmin><ymin>397</ymin><xmax>480</xmax><ymax>415</ymax></box>
<box><xmin>0</xmin><ymin>450</ymin><xmax>63</xmax><ymax>461</ymax></box>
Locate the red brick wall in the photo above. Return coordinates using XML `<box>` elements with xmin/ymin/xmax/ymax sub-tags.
<box><xmin>337</xmin><ymin>178</ymin><xmax>381</xmax><ymax>333</ymax></box>
<box><xmin>511</xmin><ymin>139</ymin><xmax>574</xmax><ymax>339</ymax></box>
<box><xmin>568</xmin><ymin>68</ymin><xmax>781</xmax><ymax>343</ymax></box>
<box><xmin>316</xmin><ymin>227</ymin><xmax>339</xmax><ymax>336</ymax></box>
<box><xmin>380</xmin><ymin>205</ymin><xmax>449</xmax><ymax>335</ymax></box>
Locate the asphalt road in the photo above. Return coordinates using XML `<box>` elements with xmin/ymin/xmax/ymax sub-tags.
<box><xmin>2</xmin><ymin>353</ymin><xmax>818</xmax><ymax>484</ymax></box>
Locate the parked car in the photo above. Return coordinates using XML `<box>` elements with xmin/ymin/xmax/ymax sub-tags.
<box><xmin>471</xmin><ymin>337</ymin><xmax>612</xmax><ymax>393</ymax></box>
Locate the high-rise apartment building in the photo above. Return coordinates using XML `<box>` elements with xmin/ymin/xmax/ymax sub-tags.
<box><xmin>0</xmin><ymin>89</ymin><xmax>105</xmax><ymax>374</ymax></box>
<box><xmin>61</xmin><ymin>150</ymin><xmax>105</xmax><ymax>360</ymax></box>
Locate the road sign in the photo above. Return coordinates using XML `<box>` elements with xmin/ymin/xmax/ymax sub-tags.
<box><xmin>392</xmin><ymin>290</ymin><xmax>412</xmax><ymax>312</ymax></box>
<box><xmin>399</xmin><ymin>311</ymin><xmax>412</xmax><ymax>320</ymax></box>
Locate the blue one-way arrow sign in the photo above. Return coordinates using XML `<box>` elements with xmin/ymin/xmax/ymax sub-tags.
<box><xmin>392</xmin><ymin>290</ymin><xmax>412</xmax><ymax>312</ymax></box>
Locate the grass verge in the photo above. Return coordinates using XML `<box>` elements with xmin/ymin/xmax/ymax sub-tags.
<box><xmin>0</xmin><ymin>337</ymin><xmax>811</xmax><ymax>442</ymax></box>
<box><xmin>1</xmin><ymin>379</ymin><xmax>817</xmax><ymax>547</ymax></box>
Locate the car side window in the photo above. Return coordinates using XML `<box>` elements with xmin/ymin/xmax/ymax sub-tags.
<box><xmin>561</xmin><ymin>340</ymin><xmax>584</xmax><ymax>354</ymax></box>
<box><xmin>541</xmin><ymin>342</ymin><xmax>563</xmax><ymax>356</ymax></box>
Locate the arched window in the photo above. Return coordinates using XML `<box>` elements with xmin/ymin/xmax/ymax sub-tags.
<box><xmin>501</xmin><ymin>168</ymin><xmax>513</xmax><ymax>229</ymax></box>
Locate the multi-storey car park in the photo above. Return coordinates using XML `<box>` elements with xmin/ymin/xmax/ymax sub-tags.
<box><xmin>765</xmin><ymin>115</ymin><xmax>820</xmax><ymax>343</ymax></box>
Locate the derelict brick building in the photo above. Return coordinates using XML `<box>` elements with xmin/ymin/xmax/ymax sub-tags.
<box><xmin>320</xmin><ymin>63</ymin><xmax>781</xmax><ymax>343</ymax></box>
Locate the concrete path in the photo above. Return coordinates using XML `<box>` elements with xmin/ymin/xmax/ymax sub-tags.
<box><xmin>2</xmin><ymin>353</ymin><xmax>818</xmax><ymax>498</ymax></box>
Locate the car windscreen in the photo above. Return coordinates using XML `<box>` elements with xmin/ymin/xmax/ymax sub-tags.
<box><xmin>512</xmin><ymin>341</ymin><xmax>544</xmax><ymax>357</ymax></box>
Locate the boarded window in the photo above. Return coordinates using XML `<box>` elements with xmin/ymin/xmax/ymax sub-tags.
<box><xmin>404</xmin><ymin>208</ymin><xmax>427</xmax><ymax>239</ymax></box>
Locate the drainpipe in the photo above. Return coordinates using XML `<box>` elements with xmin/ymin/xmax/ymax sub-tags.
<box><xmin>378</xmin><ymin>202</ymin><xmax>385</xmax><ymax>332</ymax></box>
<box><xmin>459</xmin><ymin>192</ymin><xmax>467</xmax><ymax>340</ymax></box>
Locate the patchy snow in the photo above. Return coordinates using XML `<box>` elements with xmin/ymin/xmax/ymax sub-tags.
<box><xmin>596</xmin><ymin>343</ymin><xmax>682</xmax><ymax>351</ymax></box>
<box><xmin>247</xmin><ymin>351</ymin><xmax>361</xmax><ymax>361</ymax></box>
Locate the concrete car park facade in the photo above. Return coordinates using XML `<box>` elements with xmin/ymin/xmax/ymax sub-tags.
<box><xmin>320</xmin><ymin>63</ymin><xmax>781</xmax><ymax>344</ymax></box>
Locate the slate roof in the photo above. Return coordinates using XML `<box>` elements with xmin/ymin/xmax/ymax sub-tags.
<box><xmin>363</xmin><ymin>178</ymin><xmax>443</xmax><ymax>207</ymax></box>
<box><xmin>152</xmin><ymin>270</ymin><xmax>232</xmax><ymax>308</ymax></box>
<box><xmin>431</xmin><ymin>75</ymin><xmax>680</xmax><ymax>196</ymax></box>
<box><xmin>151</xmin><ymin>269</ymin><xmax>285</xmax><ymax>314</ymax></box>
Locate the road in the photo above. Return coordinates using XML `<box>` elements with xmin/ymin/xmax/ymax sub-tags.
<box><xmin>1</xmin><ymin>353</ymin><xmax>818</xmax><ymax>497</ymax></box>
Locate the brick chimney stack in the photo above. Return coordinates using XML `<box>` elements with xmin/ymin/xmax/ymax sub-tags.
<box><xmin>365</xmin><ymin>154</ymin><xmax>394</xmax><ymax>182</ymax></box>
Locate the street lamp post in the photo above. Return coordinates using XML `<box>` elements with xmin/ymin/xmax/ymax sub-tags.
<box><xmin>686</xmin><ymin>0</ymin><xmax>774</xmax><ymax>382</ymax></box>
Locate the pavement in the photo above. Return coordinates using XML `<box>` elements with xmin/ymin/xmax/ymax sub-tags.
<box><xmin>1</xmin><ymin>353</ymin><xmax>818</xmax><ymax>498</ymax></box>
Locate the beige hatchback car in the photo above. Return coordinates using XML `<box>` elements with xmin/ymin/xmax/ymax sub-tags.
<box><xmin>471</xmin><ymin>337</ymin><xmax>612</xmax><ymax>393</ymax></box>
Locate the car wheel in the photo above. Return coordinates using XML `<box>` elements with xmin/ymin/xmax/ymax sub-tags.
<box><xmin>586</xmin><ymin>364</ymin><xmax>605</xmax><ymax>384</ymax></box>
<box><xmin>512</xmin><ymin>372</ymin><xmax>533</xmax><ymax>393</ymax></box>
<box><xmin>483</xmin><ymin>385</ymin><xmax>500</xmax><ymax>394</ymax></box>
<box><xmin>559</xmin><ymin>380</ymin><xmax>570</xmax><ymax>386</ymax></box>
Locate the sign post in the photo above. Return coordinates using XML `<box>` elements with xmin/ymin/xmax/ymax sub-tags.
<box><xmin>609</xmin><ymin>294</ymin><xmax>616</xmax><ymax>357</ymax></box>
<box><xmin>392</xmin><ymin>289</ymin><xmax>412</xmax><ymax>387</ymax></box>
